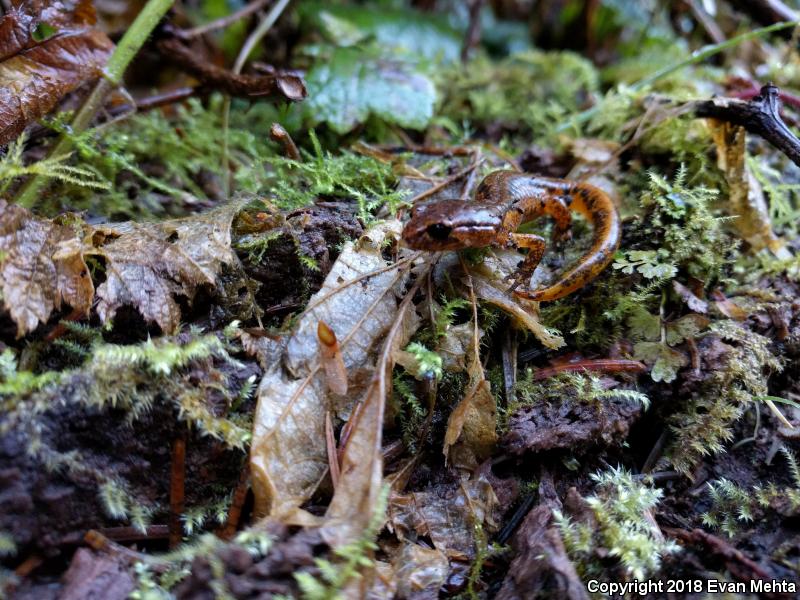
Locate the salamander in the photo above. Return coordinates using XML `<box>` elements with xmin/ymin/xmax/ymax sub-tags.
<box><xmin>401</xmin><ymin>170</ymin><xmax>621</xmax><ymax>301</ymax></box>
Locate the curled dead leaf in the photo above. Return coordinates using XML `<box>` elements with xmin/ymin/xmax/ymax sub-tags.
<box><xmin>708</xmin><ymin>119</ymin><xmax>790</xmax><ymax>258</ymax></box>
<box><xmin>443</xmin><ymin>378</ymin><xmax>497</xmax><ymax>468</ymax></box>
<box><xmin>317</xmin><ymin>320</ymin><xmax>348</xmax><ymax>395</ymax></box>
<box><xmin>250</xmin><ymin>220</ymin><xmax>411</xmax><ymax>520</ymax></box>
<box><xmin>471</xmin><ymin>273</ymin><xmax>565</xmax><ymax>349</ymax></box>
<box><xmin>0</xmin><ymin>0</ymin><xmax>114</xmax><ymax>145</ymax></box>
<box><xmin>0</xmin><ymin>200</ymin><xmax>93</xmax><ymax>336</ymax></box>
<box><xmin>157</xmin><ymin>36</ymin><xmax>307</xmax><ymax>103</ymax></box>
<box><xmin>387</xmin><ymin>472</ymin><xmax>499</xmax><ymax>560</ymax></box>
<box><xmin>93</xmin><ymin>203</ymin><xmax>241</xmax><ymax>333</ymax></box>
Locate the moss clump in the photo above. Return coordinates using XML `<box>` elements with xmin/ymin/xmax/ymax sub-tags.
<box><xmin>556</xmin><ymin>467</ymin><xmax>679</xmax><ymax>580</ymax></box>
<box><xmin>503</xmin><ymin>372</ymin><xmax>649</xmax><ymax>432</ymax></box>
<box><xmin>267</xmin><ymin>131</ymin><xmax>407</xmax><ymax>220</ymax></box>
<box><xmin>1</xmin><ymin>331</ymin><xmax>252</xmax><ymax>536</ymax></box>
<box><xmin>437</xmin><ymin>50</ymin><xmax>599</xmax><ymax>144</ymax></box>
<box><xmin>702</xmin><ymin>448</ymin><xmax>800</xmax><ymax>537</ymax></box>
<box><xmin>664</xmin><ymin>321</ymin><xmax>781</xmax><ymax>475</ymax></box>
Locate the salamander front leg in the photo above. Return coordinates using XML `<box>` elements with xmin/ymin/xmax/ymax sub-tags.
<box><xmin>506</xmin><ymin>232</ymin><xmax>546</xmax><ymax>293</ymax></box>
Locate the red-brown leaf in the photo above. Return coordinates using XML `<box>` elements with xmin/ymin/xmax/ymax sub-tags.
<box><xmin>0</xmin><ymin>0</ymin><xmax>113</xmax><ymax>145</ymax></box>
<box><xmin>0</xmin><ymin>200</ymin><xmax>93</xmax><ymax>337</ymax></box>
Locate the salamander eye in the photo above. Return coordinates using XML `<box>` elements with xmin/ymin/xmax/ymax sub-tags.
<box><xmin>426</xmin><ymin>223</ymin><xmax>452</xmax><ymax>241</ymax></box>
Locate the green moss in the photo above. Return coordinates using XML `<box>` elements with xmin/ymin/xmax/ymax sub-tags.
<box><xmin>556</xmin><ymin>467</ymin><xmax>679</xmax><ymax>580</ymax></box>
<box><xmin>664</xmin><ymin>321</ymin><xmax>781</xmax><ymax>475</ymax></box>
<box><xmin>0</xmin><ymin>134</ymin><xmax>107</xmax><ymax>196</ymax></box>
<box><xmin>1</xmin><ymin>332</ymin><xmax>252</xmax><ymax>535</ymax></box>
<box><xmin>503</xmin><ymin>372</ymin><xmax>649</xmax><ymax>432</ymax></box>
<box><xmin>437</xmin><ymin>50</ymin><xmax>599</xmax><ymax>145</ymax></box>
<box><xmin>703</xmin><ymin>448</ymin><xmax>800</xmax><ymax>537</ymax></box>
<box><xmin>267</xmin><ymin>130</ymin><xmax>407</xmax><ymax>220</ymax></box>
<box><xmin>295</xmin><ymin>486</ymin><xmax>389</xmax><ymax>600</ymax></box>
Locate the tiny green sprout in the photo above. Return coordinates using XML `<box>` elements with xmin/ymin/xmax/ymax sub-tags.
<box><xmin>0</xmin><ymin>532</ymin><xmax>17</xmax><ymax>558</ymax></box>
<box><xmin>404</xmin><ymin>342</ymin><xmax>443</xmax><ymax>380</ymax></box>
<box><xmin>613</xmin><ymin>249</ymin><xmax>677</xmax><ymax>280</ymax></box>
<box><xmin>234</xmin><ymin>530</ymin><xmax>273</xmax><ymax>558</ymax></box>
<box><xmin>556</xmin><ymin>466</ymin><xmax>678</xmax><ymax>580</ymax></box>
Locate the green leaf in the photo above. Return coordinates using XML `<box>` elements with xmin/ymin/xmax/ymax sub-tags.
<box><xmin>302</xmin><ymin>4</ymin><xmax>462</xmax><ymax>63</ymax></box>
<box><xmin>303</xmin><ymin>45</ymin><xmax>436</xmax><ymax>133</ymax></box>
<box><xmin>626</xmin><ymin>306</ymin><xmax>661</xmax><ymax>341</ymax></box>
<box><xmin>633</xmin><ymin>342</ymin><xmax>688</xmax><ymax>383</ymax></box>
<box><xmin>665</xmin><ymin>314</ymin><xmax>709</xmax><ymax>346</ymax></box>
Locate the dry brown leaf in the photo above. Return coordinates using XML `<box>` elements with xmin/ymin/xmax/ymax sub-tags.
<box><xmin>93</xmin><ymin>203</ymin><xmax>241</xmax><ymax>333</ymax></box>
<box><xmin>320</xmin><ymin>254</ymin><xmax>424</xmax><ymax>557</ymax></box>
<box><xmin>0</xmin><ymin>200</ymin><xmax>93</xmax><ymax>336</ymax></box>
<box><xmin>387</xmin><ymin>472</ymin><xmax>499</xmax><ymax>560</ymax></box>
<box><xmin>472</xmin><ymin>262</ymin><xmax>565</xmax><ymax>350</ymax></box>
<box><xmin>392</xmin><ymin>543</ymin><xmax>449</xmax><ymax>597</ymax></box>
<box><xmin>250</xmin><ymin>221</ymin><xmax>409</xmax><ymax>519</ymax></box>
<box><xmin>709</xmin><ymin>119</ymin><xmax>791</xmax><ymax>258</ymax></box>
<box><xmin>0</xmin><ymin>0</ymin><xmax>114</xmax><ymax>145</ymax></box>
<box><xmin>437</xmin><ymin>321</ymin><xmax>479</xmax><ymax>372</ymax></box>
<box><xmin>443</xmin><ymin>378</ymin><xmax>497</xmax><ymax>468</ymax></box>
<box><xmin>322</xmin><ymin>275</ymin><xmax>421</xmax><ymax>547</ymax></box>
<box><xmin>673</xmin><ymin>280</ymin><xmax>708</xmax><ymax>313</ymax></box>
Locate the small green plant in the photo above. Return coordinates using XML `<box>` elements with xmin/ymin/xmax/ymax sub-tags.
<box><xmin>0</xmin><ymin>134</ymin><xmax>108</xmax><ymax>195</ymax></box>
<box><xmin>393</xmin><ymin>374</ymin><xmax>427</xmax><ymax>452</ymax></box>
<box><xmin>701</xmin><ymin>478</ymin><xmax>754</xmax><ymax>537</ymax></box>
<box><xmin>665</xmin><ymin>320</ymin><xmax>782</xmax><ymax>475</ymax></box>
<box><xmin>295</xmin><ymin>486</ymin><xmax>389</xmax><ymax>600</ymax></box>
<box><xmin>556</xmin><ymin>466</ymin><xmax>679</xmax><ymax>580</ymax></box>
<box><xmin>403</xmin><ymin>342</ymin><xmax>443</xmax><ymax>381</ymax></box>
<box><xmin>0</xmin><ymin>532</ymin><xmax>17</xmax><ymax>558</ymax></box>
<box><xmin>268</xmin><ymin>130</ymin><xmax>408</xmax><ymax>220</ymax></box>
<box><xmin>639</xmin><ymin>167</ymin><xmax>736</xmax><ymax>283</ymax></box>
<box><xmin>504</xmin><ymin>371</ymin><xmax>649</xmax><ymax>431</ymax></box>
<box><xmin>703</xmin><ymin>447</ymin><xmax>800</xmax><ymax>537</ymax></box>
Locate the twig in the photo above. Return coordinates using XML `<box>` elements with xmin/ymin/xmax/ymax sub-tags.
<box><xmin>460</xmin><ymin>0</ymin><xmax>484</xmax><ymax>63</ymax></box>
<box><xmin>684</xmin><ymin>0</ymin><xmax>725</xmax><ymax>44</ymax></box>
<box><xmin>219</xmin><ymin>463</ymin><xmax>250</xmax><ymax>539</ymax></box>
<box><xmin>222</xmin><ymin>0</ymin><xmax>292</xmax><ymax>198</ymax></box>
<box><xmin>533</xmin><ymin>359</ymin><xmax>646</xmax><ymax>380</ymax></box>
<box><xmin>169</xmin><ymin>433</ymin><xmax>186</xmax><ymax>548</ymax></box>
<box><xmin>181</xmin><ymin>0</ymin><xmax>271</xmax><ymax>37</ymax></box>
<box><xmin>270</xmin><ymin>122</ymin><xmax>301</xmax><ymax>159</ymax></box>
<box><xmin>407</xmin><ymin>161</ymin><xmax>480</xmax><ymax>205</ymax></box>
<box><xmin>131</xmin><ymin>87</ymin><xmax>197</xmax><ymax>112</ymax></box>
<box><xmin>96</xmin><ymin>525</ymin><xmax>170</xmax><ymax>541</ymax></box>
<box><xmin>15</xmin><ymin>0</ymin><xmax>177</xmax><ymax>208</ymax></box>
<box><xmin>641</xmin><ymin>430</ymin><xmax>668</xmax><ymax>473</ymax></box>
<box><xmin>662</xmin><ymin>527</ymin><xmax>777</xmax><ymax>587</ymax></box>
<box><xmin>728</xmin><ymin>0</ymin><xmax>798</xmax><ymax>25</ymax></box>
<box><xmin>693</xmin><ymin>84</ymin><xmax>800</xmax><ymax>167</ymax></box>
<box><xmin>157</xmin><ymin>36</ymin><xmax>305</xmax><ymax>100</ymax></box>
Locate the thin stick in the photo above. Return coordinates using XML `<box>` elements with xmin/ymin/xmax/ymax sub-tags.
<box><xmin>168</xmin><ymin>434</ymin><xmax>186</xmax><ymax>548</ymax></box>
<box><xmin>270</xmin><ymin>122</ymin><xmax>301</xmax><ymax>160</ymax></box>
<box><xmin>16</xmin><ymin>0</ymin><xmax>177</xmax><ymax>208</ymax></box>
<box><xmin>222</xmin><ymin>0</ymin><xmax>292</xmax><ymax>198</ymax></box>
<box><xmin>408</xmin><ymin>161</ymin><xmax>480</xmax><ymax>206</ymax></box>
<box><xmin>182</xmin><ymin>0</ymin><xmax>271</xmax><ymax>37</ymax></box>
<box><xmin>219</xmin><ymin>463</ymin><xmax>250</xmax><ymax>539</ymax></box>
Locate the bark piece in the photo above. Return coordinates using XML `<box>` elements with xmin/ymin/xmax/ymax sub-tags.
<box><xmin>502</xmin><ymin>397</ymin><xmax>641</xmax><ymax>455</ymax></box>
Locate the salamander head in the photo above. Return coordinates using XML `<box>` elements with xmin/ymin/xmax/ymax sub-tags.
<box><xmin>402</xmin><ymin>198</ymin><xmax>502</xmax><ymax>251</ymax></box>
